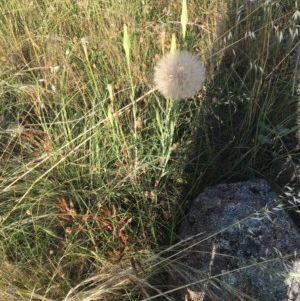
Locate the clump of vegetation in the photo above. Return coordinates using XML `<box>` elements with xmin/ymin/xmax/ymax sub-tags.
<box><xmin>0</xmin><ymin>0</ymin><xmax>299</xmax><ymax>300</ymax></box>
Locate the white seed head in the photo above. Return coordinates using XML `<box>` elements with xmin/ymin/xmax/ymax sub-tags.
<box><xmin>154</xmin><ymin>50</ymin><xmax>205</xmax><ymax>100</ymax></box>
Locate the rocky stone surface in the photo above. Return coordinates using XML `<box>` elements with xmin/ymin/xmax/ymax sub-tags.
<box><xmin>171</xmin><ymin>178</ymin><xmax>300</xmax><ymax>301</ymax></box>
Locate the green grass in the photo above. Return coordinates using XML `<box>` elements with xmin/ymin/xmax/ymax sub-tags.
<box><xmin>0</xmin><ymin>0</ymin><xmax>299</xmax><ymax>300</ymax></box>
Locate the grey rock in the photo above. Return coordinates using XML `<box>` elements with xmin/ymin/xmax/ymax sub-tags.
<box><xmin>172</xmin><ymin>179</ymin><xmax>300</xmax><ymax>301</ymax></box>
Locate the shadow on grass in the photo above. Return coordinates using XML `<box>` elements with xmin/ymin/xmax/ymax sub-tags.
<box><xmin>184</xmin><ymin>0</ymin><xmax>300</xmax><ymax>203</ymax></box>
